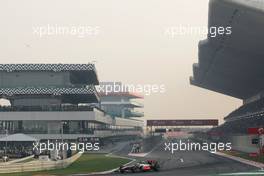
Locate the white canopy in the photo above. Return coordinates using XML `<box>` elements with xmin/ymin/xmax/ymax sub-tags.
<box><xmin>0</xmin><ymin>133</ymin><xmax>38</xmax><ymax>142</ymax></box>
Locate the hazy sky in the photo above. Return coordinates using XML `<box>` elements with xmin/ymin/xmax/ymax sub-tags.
<box><xmin>0</xmin><ymin>0</ymin><xmax>242</xmax><ymax>123</ymax></box>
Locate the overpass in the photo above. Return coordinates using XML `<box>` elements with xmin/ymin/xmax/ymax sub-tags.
<box><xmin>147</xmin><ymin>119</ymin><xmax>218</xmax><ymax>127</ymax></box>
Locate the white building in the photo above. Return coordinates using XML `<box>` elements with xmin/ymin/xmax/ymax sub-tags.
<box><xmin>0</xmin><ymin>64</ymin><xmax>143</xmax><ymax>141</ymax></box>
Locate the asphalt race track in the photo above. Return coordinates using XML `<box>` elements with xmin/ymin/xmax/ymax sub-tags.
<box><xmin>109</xmin><ymin>138</ymin><xmax>258</xmax><ymax>176</ymax></box>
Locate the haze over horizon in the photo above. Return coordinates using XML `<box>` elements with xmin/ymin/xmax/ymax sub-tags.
<box><xmin>0</xmin><ymin>0</ymin><xmax>242</xmax><ymax>124</ymax></box>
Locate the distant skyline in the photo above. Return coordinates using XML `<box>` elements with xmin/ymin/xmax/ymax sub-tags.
<box><xmin>0</xmin><ymin>0</ymin><xmax>242</xmax><ymax>123</ymax></box>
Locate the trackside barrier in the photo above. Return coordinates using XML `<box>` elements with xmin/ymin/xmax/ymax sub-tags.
<box><xmin>1</xmin><ymin>155</ymin><xmax>34</xmax><ymax>165</ymax></box>
<box><xmin>3</xmin><ymin>155</ymin><xmax>34</xmax><ymax>164</ymax></box>
<box><xmin>0</xmin><ymin>152</ymin><xmax>82</xmax><ymax>174</ymax></box>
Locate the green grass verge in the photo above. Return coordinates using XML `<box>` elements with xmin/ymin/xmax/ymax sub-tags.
<box><xmin>1</xmin><ymin>154</ymin><xmax>131</xmax><ymax>176</ymax></box>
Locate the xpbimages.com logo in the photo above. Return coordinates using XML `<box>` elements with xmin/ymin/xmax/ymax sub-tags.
<box><xmin>165</xmin><ymin>25</ymin><xmax>232</xmax><ymax>38</ymax></box>
<box><xmin>97</xmin><ymin>82</ymin><xmax>166</xmax><ymax>96</ymax></box>
<box><xmin>32</xmin><ymin>24</ymin><xmax>100</xmax><ymax>38</ymax></box>
<box><xmin>164</xmin><ymin>140</ymin><xmax>232</xmax><ymax>154</ymax></box>
<box><xmin>33</xmin><ymin>140</ymin><xmax>100</xmax><ymax>153</ymax></box>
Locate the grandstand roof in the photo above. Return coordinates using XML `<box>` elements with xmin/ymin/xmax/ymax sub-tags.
<box><xmin>0</xmin><ymin>87</ymin><xmax>96</xmax><ymax>95</ymax></box>
<box><xmin>0</xmin><ymin>64</ymin><xmax>99</xmax><ymax>85</ymax></box>
<box><xmin>190</xmin><ymin>0</ymin><xmax>264</xmax><ymax>99</ymax></box>
<box><xmin>0</xmin><ymin>87</ymin><xmax>99</xmax><ymax>103</ymax></box>
<box><xmin>0</xmin><ymin>64</ymin><xmax>95</xmax><ymax>72</ymax></box>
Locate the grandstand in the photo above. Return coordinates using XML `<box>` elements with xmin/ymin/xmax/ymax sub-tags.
<box><xmin>225</xmin><ymin>97</ymin><xmax>264</xmax><ymax>122</ymax></box>
<box><xmin>0</xmin><ymin>64</ymin><xmax>143</xmax><ymax>140</ymax></box>
<box><xmin>98</xmin><ymin>82</ymin><xmax>144</xmax><ymax>118</ymax></box>
<box><xmin>190</xmin><ymin>0</ymin><xmax>264</xmax><ymax>152</ymax></box>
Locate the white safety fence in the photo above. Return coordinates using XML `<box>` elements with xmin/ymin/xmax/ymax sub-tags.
<box><xmin>0</xmin><ymin>152</ymin><xmax>82</xmax><ymax>174</ymax></box>
<box><xmin>2</xmin><ymin>155</ymin><xmax>34</xmax><ymax>165</ymax></box>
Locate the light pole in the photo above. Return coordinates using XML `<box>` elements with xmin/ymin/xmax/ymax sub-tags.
<box><xmin>5</xmin><ymin>129</ymin><xmax>8</xmax><ymax>153</ymax></box>
<box><xmin>4</xmin><ymin>129</ymin><xmax>8</xmax><ymax>162</ymax></box>
<box><xmin>60</xmin><ymin>121</ymin><xmax>67</xmax><ymax>159</ymax></box>
<box><xmin>61</xmin><ymin>121</ymin><xmax>64</xmax><ymax>143</ymax></box>
<box><xmin>60</xmin><ymin>121</ymin><xmax>68</xmax><ymax>142</ymax></box>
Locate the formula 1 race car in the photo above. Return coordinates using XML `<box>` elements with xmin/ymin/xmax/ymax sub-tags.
<box><xmin>119</xmin><ymin>160</ymin><xmax>160</xmax><ymax>173</ymax></box>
